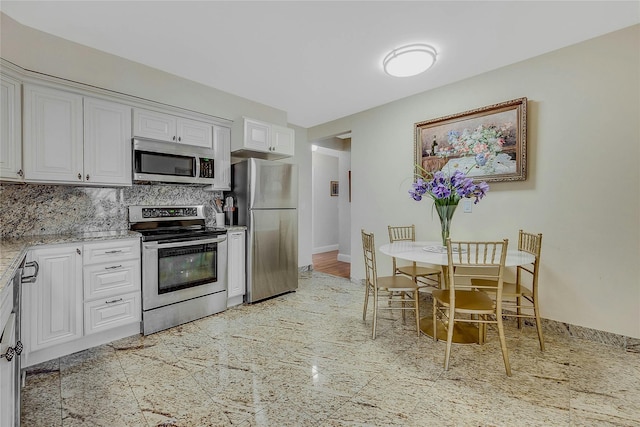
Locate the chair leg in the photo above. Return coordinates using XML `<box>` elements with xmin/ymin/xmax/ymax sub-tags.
<box><xmin>516</xmin><ymin>295</ymin><xmax>522</xmax><ymax>329</ymax></box>
<box><xmin>533</xmin><ymin>299</ymin><xmax>545</xmax><ymax>351</ymax></box>
<box><xmin>432</xmin><ymin>297</ymin><xmax>438</xmax><ymax>342</ymax></box>
<box><xmin>496</xmin><ymin>315</ymin><xmax>512</xmax><ymax>376</ymax></box>
<box><xmin>363</xmin><ymin>283</ymin><xmax>370</xmax><ymax>321</ymax></box>
<box><xmin>444</xmin><ymin>311</ymin><xmax>455</xmax><ymax>371</ymax></box>
<box><xmin>401</xmin><ymin>292</ymin><xmax>406</xmax><ymax>322</ymax></box>
<box><xmin>372</xmin><ymin>290</ymin><xmax>378</xmax><ymax>340</ymax></box>
<box><xmin>414</xmin><ymin>290</ymin><xmax>420</xmax><ymax>337</ymax></box>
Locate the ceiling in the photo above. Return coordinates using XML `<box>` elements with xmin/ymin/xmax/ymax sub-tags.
<box><xmin>1</xmin><ymin>1</ymin><xmax>638</xmax><ymax>128</ymax></box>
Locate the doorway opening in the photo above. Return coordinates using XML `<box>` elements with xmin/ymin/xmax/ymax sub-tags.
<box><xmin>311</xmin><ymin>133</ymin><xmax>351</xmax><ymax>278</ymax></box>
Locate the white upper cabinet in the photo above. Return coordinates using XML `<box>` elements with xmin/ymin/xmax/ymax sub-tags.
<box><xmin>0</xmin><ymin>74</ymin><xmax>23</xmax><ymax>181</ymax></box>
<box><xmin>271</xmin><ymin>124</ymin><xmax>295</xmax><ymax>157</ymax></box>
<box><xmin>133</xmin><ymin>108</ymin><xmax>213</xmax><ymax>149</ymax></box>
<box><xmin>83</xmin><ymin>97</ymin><xmax>132</xmax><ymax>185</ymax></box>
<box><xmin>244</xmin><ymin>119</ymin><xmax>271</xmax><ymax>152</ymax></box>
<box><xmin>212</xmin><ymin>125</ymin><xmax>231</xmax><ymax>190</ymax></box>
<box><xmin>23</xmin><ymin>84</ymin><xmax>84</xmax><ymax>183</ymax></box>
<box><xmin>23</xmin><ymin>84</ymin><xmax>132</xmax><ymax>186</ymax></box>
<box><xmin>232</xmin><ymin>118</ymin><xmax>295</xmax><ymax>159</ymax></box>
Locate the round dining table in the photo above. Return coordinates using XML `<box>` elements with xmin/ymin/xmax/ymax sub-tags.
<box><xmin>379</xmin><ymin>240</ymin><xmax>535</xmax><ymax>344</ymax></box>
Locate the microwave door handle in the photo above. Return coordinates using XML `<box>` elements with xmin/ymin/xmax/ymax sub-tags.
<box><xmin>195</xmin><ymin>157</ymin><xmax>201</xmax><ymax>179</ymax></box>
<box><xmin>144</xmin><ymin>236</ymin><xmax>227</xmax><ymax>250</ymax></box>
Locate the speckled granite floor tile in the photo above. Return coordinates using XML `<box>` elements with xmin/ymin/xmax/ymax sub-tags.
<box><xmin>20</xmin><ymin>271</ymin><xmax>640</xmax><ymax>426</ymax></box>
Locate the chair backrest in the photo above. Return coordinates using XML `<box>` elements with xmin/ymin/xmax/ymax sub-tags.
<box><xmin>446</xmin><ymin>238</ymin><xmax>509</xmax><ymax>303</ymax></box>
<box><xmin>387</xmin><ymin>225</ymin><xmax>417</xmax><ymax>271</ymax></box>
<box><xmin>517</xmin><ymin>229</ymin><xmax>543</xmax><ymax>287</ymax></box>
<box><xmin>388</xmin><ymin>225</ymin><xmax>416</xmax><ymax>243</ymax></box>
<box><xmin>361</xmin><ymin>229</ymin><xmax>378</xmax><ymax>287</ymax></box>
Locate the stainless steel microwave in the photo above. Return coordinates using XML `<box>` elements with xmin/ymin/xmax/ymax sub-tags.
<box><xmin>132</xmin><ymin>139</ymin><xmax>215</xmax><ymax>185</ymax></box>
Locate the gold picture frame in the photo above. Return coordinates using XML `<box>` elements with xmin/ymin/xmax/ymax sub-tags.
<box><xmin>414</xmin><ymin>97</ymin><xmax>527</xmax><ymax>182</ymax></box>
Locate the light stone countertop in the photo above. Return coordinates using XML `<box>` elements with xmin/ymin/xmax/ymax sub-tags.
<box><xmin>0</xmin><ymin>230</ymin><xmax>141</xmax><ymax>295</ymax></box>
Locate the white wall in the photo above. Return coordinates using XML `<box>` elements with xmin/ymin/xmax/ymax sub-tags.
<box><xmin>312</xmin><ymin>151</ymin><xmax>339</xmax><ymax>252</ymax></box>
<box><xmin>337</xmin><ymin>144</ymin><xmax>351</xmax><ymax>263</ymax></box>
<box><xmin>309</xmin><ymin>25</ymin><xmax>640</xmax><ymax>338</ymax></box>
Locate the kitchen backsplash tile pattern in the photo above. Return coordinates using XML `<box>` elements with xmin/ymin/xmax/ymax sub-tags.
<box><xmin>0</xmin><ymin>183</ymin><xmax>223</xmax><ymax>238</ymax></box>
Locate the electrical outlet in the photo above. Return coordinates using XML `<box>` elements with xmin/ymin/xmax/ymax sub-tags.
<box><xmin>463</xmin><ymin>199</ymin><xmax>473</xmax><ymax>213</ymax></box>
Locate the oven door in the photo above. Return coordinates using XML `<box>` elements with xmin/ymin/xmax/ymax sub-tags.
<box><xmin>142</xmin><ymin>236</ymin><xmax>227</xmax><ymax>310</ymax></box>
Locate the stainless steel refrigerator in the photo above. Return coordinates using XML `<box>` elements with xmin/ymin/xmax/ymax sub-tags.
<box><xmin>232</xmin><ymin>158</ymin><xmax>298</xmax><ymax>303</ymax></box>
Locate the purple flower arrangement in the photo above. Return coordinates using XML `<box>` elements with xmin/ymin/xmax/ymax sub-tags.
<box><xmin>409</xmin><ymin>169</ymin><xmax>489</xmax><ymax>206</ymax></box>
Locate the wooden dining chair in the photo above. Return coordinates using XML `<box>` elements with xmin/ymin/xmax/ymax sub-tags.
<box><xmin>361</xmin><ymin>229</ymin><xmax>421</xmax><ymax>339</ymax></box>
<box><xmin>387</xmin><ymin>225</ymin><xmax>441</xmax><ymax>289</ymax></box>
<box><xmin>471</xmin><ymin>230</ymin><xmax>545</xmax><ymax>350</ymax></box>
<box><xmin>432</xmin><ymin>238</ymin><xmax>512</xmax><ymax>376</ymax></box>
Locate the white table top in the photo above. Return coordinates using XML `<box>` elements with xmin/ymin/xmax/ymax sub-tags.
<box><xmin>379</xmin><ymin>241</ymin><xmax>535</xmax><ymax>267</ymax></box>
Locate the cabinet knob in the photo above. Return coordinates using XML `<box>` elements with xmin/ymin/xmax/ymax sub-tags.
<box><xmin>17</xmin><ymin>169</ymin><xmax>24</xmax><ymax>178</ymax></box>
<box><xmin>86</xmin><ymin>174</ymin><xmax>90</xmax><ymax>181</ymax></box>
<box><xmin>173</xmin><ymin>136</ymin><xmax>176</xmax><ymax>141</ymax></box>
<box><xmin>78</xmin><ymin>173</ymin><xmax>82</xmax><ymax>180</ymax></box>
<box><xmin>178</xmin><ymin>136</ymin><xmax>182</xmax><ymax>142</ymax></box>
<box><xmin>76</xmin><ymin>248</ymin><xmax>81</xmax><ymax>255</ymax></box>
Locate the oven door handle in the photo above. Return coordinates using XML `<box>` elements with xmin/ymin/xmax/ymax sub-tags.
<box><xmin>143</xmin><ymin>236</ymin><xmax>227</xmax><ymax>250</ymax></box>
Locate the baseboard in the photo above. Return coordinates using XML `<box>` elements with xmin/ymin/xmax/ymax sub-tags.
<box><xmin>313</xmin><ymin>244</ymin><xmax>339</xmax><ymax>254</ymax></box>
<box><xmin>337</xmin><ymin>253</ymin><xmax>351</xmax><ymax>263</ymax></box>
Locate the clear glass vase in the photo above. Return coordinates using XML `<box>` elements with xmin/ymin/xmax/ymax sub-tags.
<box><xmin>434</xmin><ymin>201</ymin><xmax>459</xmax><ymax>247</ymax></box>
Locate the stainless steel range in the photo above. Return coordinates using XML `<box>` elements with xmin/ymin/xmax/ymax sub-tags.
<box><xmin>129</xmin><ymin>205</ymin><xmax>227</xmax><ymax>335</ymax></box>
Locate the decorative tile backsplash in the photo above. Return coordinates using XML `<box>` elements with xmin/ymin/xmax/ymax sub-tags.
<box><xmin>0</xmin><ymin>183</ymin><xmax>224</xmax><ymax>238</ymax></box>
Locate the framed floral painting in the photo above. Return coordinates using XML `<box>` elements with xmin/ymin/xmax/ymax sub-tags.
<box><xmin>414</xmin><ymin>97</ymin><xmax>527</xmax><ymax>182</ymax></box>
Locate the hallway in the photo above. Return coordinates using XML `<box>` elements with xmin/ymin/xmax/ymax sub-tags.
<box><xmin>312</xmin><ymin>250</ymin><xmax>350</xmax><ymax>279</ymax></box>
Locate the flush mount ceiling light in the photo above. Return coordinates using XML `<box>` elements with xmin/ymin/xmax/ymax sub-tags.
<box><xmin>383</xmin><ymin>44</ymin><xmax>437</xmax><ymax>77</ymax></box>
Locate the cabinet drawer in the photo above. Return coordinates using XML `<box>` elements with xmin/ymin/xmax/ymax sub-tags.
<box><xmin>83</xmin><ymin>260</ymin><xmax>140</xmax><ymax>300</ymax></box>
<box><xmin>83</xmin><ymin>239</ymin><xmax>140</xmax><ymax>265</ymax></box>
<box><xmin>84</xmin><ymin>292</ymin><xmax>140</xmax><ymax>335</ymax></box>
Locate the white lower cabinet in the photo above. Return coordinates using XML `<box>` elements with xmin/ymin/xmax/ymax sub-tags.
<box><xmin>227</xmin><ymin>230</ymin><xmax>246</xmax><ymax>307</ymax></box>
<box><xmin>22</xmin><ymin>238</ymin><xmax>141</xmax><ymax>367</ymax></box>
<box><xmin>0</xmin><ymin>313</ymin><xmax>17</xmax><ymax>427</ymax></box>
<box><xmin>84</xmin><ymin>292</ymin><xmax>140</xmax><ymax>335</ymax></box>
<box><xmin>23</xmin><ymin>244</ymin><xmax>83</xmax><ymax>355</ymax></box>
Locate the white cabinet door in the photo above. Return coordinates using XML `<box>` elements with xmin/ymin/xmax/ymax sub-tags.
<box><xmin>84</xmin><ymin>97</ymin><xmax>132</xmax><ymax>185</ymax></box>
<box><xmin>23</xmin><ymin>85</ymin><xmax>84</xmax><ymax>183</ymax></box>
<box><xmin>133</xmin><ymin>108</ymin><xmax>213</xmax><ymax>148</ymax></box>
<box><xmin>271</xmin><ymin>124</ymin><xmax>295</xmax><ymax>156</ymax></box>
<box><xmin>23</xmin><ymin>245</ymin><xmax>83</xmax><ymax>353</ymax></box>
<box><xmin>244</xmin><ymin>119</ymin><xmax>271</xmax><ymax>153</ymax></box>
<box><xmin>132</xmin><ymin>109</ymin><xmax>176</xmax><ymax>142</ymax></box>
<box><xmin>212</xmin><ymin>125</ymin><xmax>231</xmax><ymax>190</ymax></box>
<box><xmin>0</xmin><ymin>74</ymin><xmax>23</xmax><ymax>181</ymax></box>
<box><xmin>227</xmin><ymin>230</ymin><xmax>246</xmax><ymax>299</ymax></box>
<box><xmin>177</xmin><ymin>117</ymin><xmax>212</xmax><ymax>148</ymax></box>
<box><xmin>0</xmin><ymin>313</ymin><xmax>16</xmax><ymax>427</ymax></box>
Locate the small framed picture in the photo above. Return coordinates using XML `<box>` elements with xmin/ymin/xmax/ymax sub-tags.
<box><xmin>330</xmin><ymin>181</ymin><xmax>339</xmax><ymax>196</ymax></box>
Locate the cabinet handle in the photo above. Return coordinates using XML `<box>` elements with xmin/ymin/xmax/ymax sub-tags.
<box><xmin>21</xmin><ymin>261</ymin><xmax>39</xmax><ymax>283</ymax></box>
<box><xmin>77</xmin><ymin>173</ymin><xmax>82</xmax><ymax>180</ymax></box>
<box><xmin>86</xmin><ymin>174</ymin><xmax>90</xmax><ymax>181</ymax></box>
<box><xmin>105</xmin><ymin>298</ymin><xmax>123</xmax><ymax>304</ymax></box>
<box><xmin>105</xmin><ymin>250</ymin><xmax>122</xmax><ymax>254</ymax></box>
<box><xmin>17</xmin><ymin>169</ymin><xmax>24</xmax><ymax>177</ymax></box>
<box><xmin>172</xmin><ymin>136</ymin><xmax>176</xmax><ymax>141</ymax></box>
<box><xmin>0</xmin><ymin>346</ymin><xmax>15</xmax><ymax>362</ymax></box>
<box><xmin>77</xmin><ymin>248</ymin><xmax>81</xmax><ymax>255</ymax></box>
<box><xmin>14</xmin><ymin>341</ymin><xmax>23</xmax><ymax>355</ymax></box>
<box><xmin>104</xmin><ymin>265</ymin><xmax>122</xmax><ymax>270</ymax></box>
<box><xmin>178</xmin><ymin>136</ymin><xmax>182</xmax><ymax>142</ymax></box>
